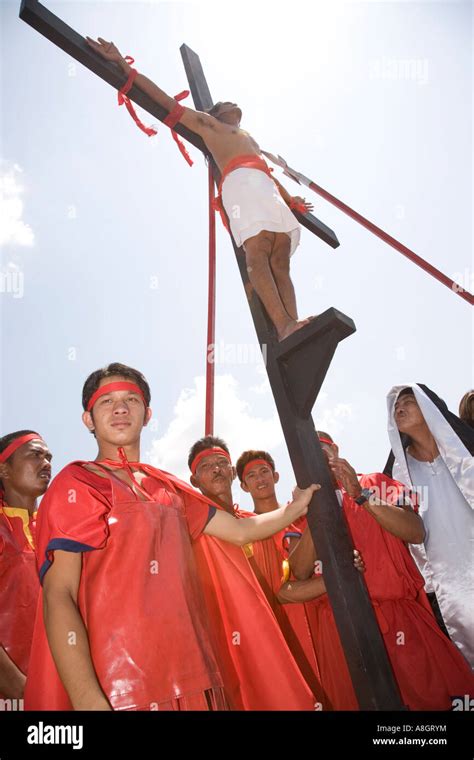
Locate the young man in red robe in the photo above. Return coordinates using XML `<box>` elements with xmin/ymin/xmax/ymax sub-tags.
<box><xmin>24</xmin><ymin>363</ymin><xmax>317</xmax><ymax>711</ymax></box>
<box><xmin>287</xmin><ymin>431</ymin><xmax>474</xmax><ymax>710</ymax></box>
<box><xmin>188</xmin><ymin>436</ymin><xmax>319</xmax><ymax>710</ymax></box>
<box><xmin>0</xmin><ymin>430</ymin><xmax>51</xmax><ymax>701</ymax></box>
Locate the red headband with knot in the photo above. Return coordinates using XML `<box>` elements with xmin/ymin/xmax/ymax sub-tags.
<box><xmin>0</xmin><ymin>433</ymin><xmax>43</xmax><ymax>464</ymax></box>
<box><xmin>241</xmin><ymin>458</ymin><xmax>274</xmax><ymax>481</ymax></box>
<box><xmin>190</xmin><ymin>447</ymin><xmax>231</xmax><ymax>475</ymax></box>
<box><xmin>87</xmin><ymin>382</ymin><xmax>147</xmax><ymax>412</ymax></box>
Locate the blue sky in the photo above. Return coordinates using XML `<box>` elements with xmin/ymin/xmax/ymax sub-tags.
<box><xmin>1</xmin><ymin>0</ymin><xmax>472</xmax><ymax>506</ymax></box>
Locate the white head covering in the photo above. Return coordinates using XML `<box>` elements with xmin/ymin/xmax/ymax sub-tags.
<box><xmin>386</xmin><ymin>384</ymin><xmax>474</xmax><ymax>667</ymax></box>
<box><xmin>387</xmin><ymin>383</ymin><xmax>473</xmax><ymax>508</ymax></box>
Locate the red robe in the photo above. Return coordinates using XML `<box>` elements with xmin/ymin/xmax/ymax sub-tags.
<box><xmin>24</xmin><ymin>462</ymin><xmax>227</xmax><ymax>711</ymax></box>
<box><xmin>237</xmin><ymin>508</ymin><xmax>327</xmax><ymax>706</ymax></box>
<box><xmin>293</xmin><ymin>474</ymin><xmax>474</xmax><ymax>710</ymax></box>
<box><xmin>188</xmin><ymin>500</ymin><xmax>315</xmax><ymax>710</ymax></box>
<box><xmin>0</xmin><ymin>505</ymin><xmax>39</xmax><ymax>693</ymax></box>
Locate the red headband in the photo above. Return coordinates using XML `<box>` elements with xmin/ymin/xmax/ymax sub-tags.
<box><xmin>190</xmin><ymin>447</ymin><xmax>231</xmax><ymax>475</ymax></box>
<box><xmin>319</xmin><ymin>437</ymin><xmax>335</xmax><ymax>446</ymax></box>
<box><xmin>241</xmin><ymin>458</ymin><xmax>274</xmax><ymax>481</ymax></box>
<box><xmin>0</xmin><ymin>433</ymin><xmax>43</xmax><ymax>464</ymax></box>
<box><xmin>86</xmin><ymin>382</ymin><xmax>147</xmax><ymax>412</ymax></box>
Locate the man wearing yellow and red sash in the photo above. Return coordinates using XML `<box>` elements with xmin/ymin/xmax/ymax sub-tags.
<box><xmin>0</xmin><ymin>430</ymin><xmax>51</xmax><ymax>701</ymax></box>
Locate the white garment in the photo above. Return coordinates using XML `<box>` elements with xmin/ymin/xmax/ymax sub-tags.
<box><xmin>406</xmin><ymin>453</ymin><xmax>474</xmax><ymax>668</ymax></box>
<box><xmin>221</xmin><ymin>168</ymin><xmax>301</xmax><ymax>256</ymax></box>
<box><xmin>386</xmin><ymin>383</ymin><xmax>474</xmax><ymax>669</ymax></box>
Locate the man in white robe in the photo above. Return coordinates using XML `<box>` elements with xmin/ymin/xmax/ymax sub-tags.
<box><xmin>385</xmin><ymin>383</ymin><xmax>474</xmax><ymax>669</ymax></box>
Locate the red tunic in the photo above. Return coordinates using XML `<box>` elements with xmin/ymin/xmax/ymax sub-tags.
<box><xmin>237</xmin><ymin>508</ymin><xmax>326</xmax><ymax>705</ymax></box>
<box><xmin>0</xmin><ymin>506</ymin><xmax>39</xmax><ymax>692</ymax></box>
<box><xmin>293</xmin><ymin>474</ymin><xmax>474</xmax><ymax>710</ymax></box>
<box><xmin>189</xmin><ymin>500</ymin><xmax>315</xmax><ymax>710</ymax></box>
<box><xmin>24</xmin><ymin>462</ymin><xmax>227</xmax><ymax>711</ymax></box>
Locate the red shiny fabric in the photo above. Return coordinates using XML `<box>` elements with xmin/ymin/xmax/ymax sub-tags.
<box><xmin>238</xmin><ymin>508</ymin><xmax>328</xmax><ymax>707</ymax></box>
<box><xmin>295</xmin><ymin>473</ymin><xmax>474</xmax><ymax>710</ymax></box>
<box><xmin>0</xmin><ymin>507</ymin><xmax>39</xmax><ymax>693</ymax></box>
<box><xmin>24</xmin><ymin>462</ymin><xmax>227</xmax><ymax>711</ymax></box>
<box><xmin>189</xmin><ymin>500</ymin><xmax>315</xmax><ymax>710</ymax></box>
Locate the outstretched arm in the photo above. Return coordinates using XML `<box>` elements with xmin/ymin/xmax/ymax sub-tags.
<box><xmin>329</xmin><ymin>457</ymin><xmax>425</xmax><ymax>544</ymax></box>
<box><xmin>86</xmin><ymin>37</ymin><xmax>217</xmax><ymax>137</ymax></box>
<box><xmin>272</xmin><ymin>177</ymin><xmax>314</xmax><ymax>212</ymax></box>
<box><xmin>204</xmin><ymin>484</ymin><xmax>320</xmax><ymax>545</ymax></box>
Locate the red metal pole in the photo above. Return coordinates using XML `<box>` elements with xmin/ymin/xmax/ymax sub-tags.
<box><xmin>305</xmin><ymin>178</ymin><xmax>473</xmax><ymax>306</ymax></box>
<box><xmin>262</xmin><ymin>151</ymin><xmax>473</xmax><ymax>305</ymax></box>
<box><xmin>205</xmin><ymin>164</ymin><xmax>216</xmax><ymax>435</ymax></box>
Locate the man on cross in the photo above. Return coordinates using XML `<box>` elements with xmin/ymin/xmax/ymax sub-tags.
<box><xmin>86</xmin><ymin>36</ymin><xmax>314</xmax><ymax>341</ymax></box>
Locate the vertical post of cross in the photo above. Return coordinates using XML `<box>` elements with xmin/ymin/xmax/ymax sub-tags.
<box><xmin>180</xmin><ymin>43</ymin><xmax>405</xmax><ymax>710</ymax></box>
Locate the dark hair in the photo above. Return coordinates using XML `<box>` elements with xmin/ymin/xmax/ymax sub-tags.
<box><xmin>188</xmin><ymin>435</ymin><xmax>230</xmax><ymax>470</ymax></box>
<box><xmin>205</xmin><ymin>101</ymin><xmax>225</xmax><ymax>117</ymax></box>
<box><xmin>82</xmin><ymin>363</ymin><xmax>151</xmax><ymax>412</ymax></box>
<box><xmin>0</xmin><ymin>430</ymin><xmax>40</xmax><ymax>461</ymax></box>
<box><xmin>397</xmin><ymin>387</ymin><xmax>415</xmax><ymax>399</ymax></box>
<box><xmin>0</xmin><ymin>430</ymin><xmax>40</xmax><ymax>491</ymax></box>
<box><xmin>316</xmin><ymin>430</ymin><xmax>334</xmax><ymax>443</ymax></box>
<box><xmin>459</xmin><ymin>390</ymin><xmax>474</xmax><ymax>426</ymax></box>
<box><xmin>236</xmin><ymin>450</ymin><xmax>275</xmax><ymax>483</ymax></box>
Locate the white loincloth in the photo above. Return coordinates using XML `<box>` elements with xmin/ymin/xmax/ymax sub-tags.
<box><xmin>221</xmin><ymin>168</ymin><xmax>301</xmax><ymax>256</ymax></box>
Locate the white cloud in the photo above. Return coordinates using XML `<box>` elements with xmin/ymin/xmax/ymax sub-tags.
<box><xmin>147</xmin><ymin>374</ymin><xmax>283</xmax><ymax>480</ymax></box>
<box><xmin>0</xmin><ymin>163</ymin><xmax>35</xmax><ymax>248</ymax></box>
<box><xmin>313</xmin><ymin>391</ymin><xmax>354</xmax><ymax>439</ymax></box>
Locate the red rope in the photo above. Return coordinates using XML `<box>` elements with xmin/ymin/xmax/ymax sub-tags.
<box><xmin>205</xmin><ymin>165</ymin><xmax>216</xmax><ymax>436</ymax></box>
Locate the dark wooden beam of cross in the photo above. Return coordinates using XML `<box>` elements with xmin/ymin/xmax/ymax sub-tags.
<box><xmin>20</xmin><ymin>0</ymin><xmax>403</xmax><ymax>710</ymax></box>
<box><xmin>180</xmin><ymin>44</ymin><xmax>405</xmax><ymax>711</ymax></box>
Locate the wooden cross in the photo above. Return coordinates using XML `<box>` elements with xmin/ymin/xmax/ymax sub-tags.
<box><xmin>20</xmin><ymin>0</ymin><xmax>404</xmax><ymax>710</ymax></box>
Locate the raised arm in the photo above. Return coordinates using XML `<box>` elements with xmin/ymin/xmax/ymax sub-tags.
<box><xmin>204</xmin><ymin>484</ymin><xmax>320</xmax><ymax>545</ymax></box>
<box><xmin>86</xmin><ymin>37</ymin><xmax>217</xmax><ymax>137</ymax></box>
<box><xmin>43</xmin><ymin>550</ymin><xmax>111</xmax><ymax>710</ymax></box>
<box><xmin>288</xmin><ymin>524</ymin><xmax>318</xmax><ymax>579</ymax></box>
<box><xmin>329</xmin><ymin>458</ymin><xmax>425</xmax><ymax>544</ymax></box>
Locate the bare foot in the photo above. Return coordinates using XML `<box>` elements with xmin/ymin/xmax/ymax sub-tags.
<box><xmin>277</xmin><ymin>315</ymin><xmax>318</xmax><ymax>341</ymax></box>
<box><xmin>278</xmin><ymin>319</ymin><xmax>309</xmax><ymax>341</ymax></box>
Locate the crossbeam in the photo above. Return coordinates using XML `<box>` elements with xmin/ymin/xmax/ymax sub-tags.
<box><xmin>19</xmin><ymin>0</ymin><xmax>338</xmax><ymax>250</ymax></box>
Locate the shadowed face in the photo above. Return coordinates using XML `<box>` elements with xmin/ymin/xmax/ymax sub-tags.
<box><xmin>319</xmin><ymin>440</ymin><xmax>338</xmax><ymax>464</ymax></box>
<box><xmin>0</xmin><ymin>439</ymin><xmax>52</xmax><ymax>499</ymax></box>
<box><xmin>214</xmin><ymin>102</ymin><xmax>242</xmax><ymax>126</ymax></box>
<box><xmin>394</xmin><ymin>391</ymin><xmax>426</xmax><ymax>435</ymax></box>
<box><xmin>191</xmin><ymin>452</ymin><xmax>235</xmax><ymax>499</ymax></box>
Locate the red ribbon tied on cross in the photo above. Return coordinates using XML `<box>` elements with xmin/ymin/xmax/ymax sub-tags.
<box><xmin>289</xmin><ymin>197</ymin><xmax>308</xmax><ymax>215</ymax></box>
<box><xmin>118</xmin><ymin>57</ymin><xmax>193</xmax><ymax>166</ymax></box>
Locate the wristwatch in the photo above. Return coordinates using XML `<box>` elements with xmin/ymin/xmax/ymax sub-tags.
<box><xmin>354</xmin><ymin>488</ymin><xmax>373</xmax><ymax>505</ymax></box>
